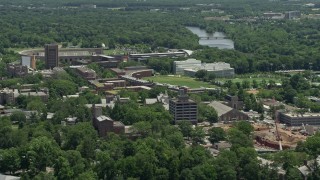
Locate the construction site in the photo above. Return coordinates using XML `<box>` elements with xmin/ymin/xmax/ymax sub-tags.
<box><xmin>253</xmin><ymin>122</ymin><xmax>308</xmax><ymax>150</ymax></box>
<box><xmin>208</xmin><ymin>121</ymin><xmax>311</xmax><ymax>151</ymax></box>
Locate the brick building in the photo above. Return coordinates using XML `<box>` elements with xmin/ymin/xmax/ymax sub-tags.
<box><xmin>7</xmin><ymin>64</ymin><xmax>29</xmax><ymax>77</ymax></box>
<box><xmin>92</xmin><ymin>104</ymin><xmax>125</xmax><ymax>137</ymax></box>
<box><xmin>75</xmin><ymin>66</ymin><xmax>97</xmax><ymax>80</ymax></box>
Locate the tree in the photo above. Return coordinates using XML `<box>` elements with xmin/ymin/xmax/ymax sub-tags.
<box><xmin>180</xmin><ymin>168</ymin><xmax>194</xmax><ymax>180</ymax></box>
<box><xmin>215</xmin><ymin>150</ymin><xmax>238</xmax><ymax>180</ymax></box>
<box><xmin>192</xmin><ymin>163</ymin><xmax>217</xmax><ymax>180</ymax></box>
<box><xmin>0</xmin><ymin>148</ymin><xmax>20</xmax><ymax>174</ymax></box>
<box><xmin>285</xmin><ymin>167</ymin><xmax>302</xmax><ymax>180</ymax></box>
<box><xmin>131</xmin><ymin>121</ymin><xmax>152</xmax><ymax>138</ymax></box>
<box><xmin>191</xmin><ymin>127</ymin><xmax>205</xmax><ymax>145</ymax></box>
<box><xmin>27</xmin><ymin>99</ymin><xmax>46</xmax><ymax>113</ymax></box>
<box><xmin>234</xmin><ymin>121</ymin><xmax>254</xmax><ymax>137</ymax></box>
<box><xmin>228</xmin><ymin>128</ymin><xmax>253</xmax><ymax>150</ymax></box>
<box><xmin>78</xmin><ymin>171</ymin><xmax>98</xmax><ymax>180</ymax></box>
<box><xmin>229</xmin><ymin>83</ymin><xmax>238</xmax><ymax>96</ymax></box>
<box><xmin>178</xmin><ymin>121</ymin><xmax>193</xmax><ymax>139</ymax></box>
<box><xmin>54</xmin><ymin>156</ymin><xmax>74</xmax><ymax>180</ymax></box>
<box><xmin>198</xmin><ymin>104</ymin><xmax>218</xmax><ymax>124</ymax></box>
<box><xmin>0</xmin><ymin>117</ymin><xmax>14</xmax><ymax>148</ymax></box>
<box><xmin>34</xmin><ymin>172</ymin><xmax>56</xmax><ymax>180</ymax></box>
<box><xmin>25</xmin><ymin>136</ymin><xmax>60</xmax><ymax>174</ymax></box>
<box><xmin>195</xmin><ymin>70</ymin><xmax>207</xmax><ymax>80</ymax></box>
<box><xmin>95</xmin><ymin>151</ymin><xmax>116</xmax><ymax>180</ymax></box>
<box><xmin>252</xmin><ymin>80</ymin><xmax>258</xmax><ymax>88</ymax></box>
<box><xmin>283</xmin><ymin>86</ymin><xmax>297</xmax><ymax>104</ymax></box>
<box><xmin>242</xmin><ymin>80</ymin><xmax>250</xmax><ymax>89</ymax></box>
<box><xmin>208</xmin><ymin>127</ymin><xmax>226</xmax><ymax>144</ymax></box>
<box><xmin>10</xmin><ymin>111</ymin><xmax>26</xmax><ymax>129</ymax></box>
<box><xmin>62</xmin><ymin>122</ymin><xmax>98</xmax><ymax>150</ymax></box>
<box><xmin>236</xmin><ymin>147</ymin><xmax>259</xmax><ymax>180</ymax></box>
<box><xmin>77</xmin><ymin>137</ymin><xmax>96</xmax><ymax>160</ymax></box>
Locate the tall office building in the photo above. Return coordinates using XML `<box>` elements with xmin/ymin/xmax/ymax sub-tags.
<box><xmin>45</xmin><ymin>44</ymin><xmax>59</xmax><ymax>69</ymax></box>
<box><xmin>169</xmin><ymin>89</ymin><xmax>198</xmax><ymax>124</ymax></box>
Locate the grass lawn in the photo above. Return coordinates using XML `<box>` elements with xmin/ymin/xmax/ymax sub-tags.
<box><xmin>216</xmin><ymin>77</ymin><xmax>282</xmax><ymax>84</ymax></box>
<box><xmin>12</xmin><ymin>124</ymin><xmax>19</xmax><ymax>130</ymax></box>
<box><xmin>143</xmin><ymin>75</ymin><xmax>215</xmax><ymax>88</ymax></box>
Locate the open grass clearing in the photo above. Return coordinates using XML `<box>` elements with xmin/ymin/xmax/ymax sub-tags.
<box><xmin>143</xmin><ymin>75</ymin><xmax>215</xmax><ymax>88</ymax></box>
<box><xmin>216</xmin><ymin>77</ymin><xmax>282</xmax><ymax>84</ymax></box>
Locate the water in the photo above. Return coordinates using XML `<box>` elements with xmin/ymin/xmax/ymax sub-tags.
<box><xmin>186</xmin><ymin>26</ymin><xmax>234</xmax><ymax>49</ymax></box>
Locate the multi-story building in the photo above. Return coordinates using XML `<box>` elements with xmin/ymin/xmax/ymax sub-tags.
<box><xmin>0</xmin><ymin>89</ymin><xmax>19</xmax><ymax>105</ymax></box>
<box><xmin>0</xmin><ymin>88</ymin><xmax>49</xmax><ymax>105</ymax></box>
<box><xmin>75</xmin><ymin>66</ymin><xmax>97</xmax><ymax>80</ymax></box>
<box><xmin>174</xmin><ymin>59</ymin><xmax>234</xmax><ymax>78</ymax></box>
<box><xmin>45</xmin><ymin>44</ymin><xmax>59</xmax><ymax>69</ymax></box>
<box><xmin>7</xmin><ymin>64</ymin><xmax>29</xmax><ymax>77</ymax></box>
<box><xmin>169</xmin><ymin>90</ymin><xmax>198</xmax><ymax>124</ymax></box>
<box><xmin>91</xmin><ymin>104</ymin><xmax>125</xmax><ymax>137</ymax></box>
<box><xmin>173</xmin><ymin>59</ymin><xmax>202</xmax><ymax>74</ymax></box>
<box><xmin>278</xmin><ymin>111</ymin><xmax>320</xmax><ymax>126</ymax></box>
<box><xmin>20</xmin><ymin>91</ymin><xmax>49</xmax><ymax>102</ymax></box>
<box><xmin>285</xmin><ymin>11</ymin><xmax>301</xmax><ymax>20</ymax></box>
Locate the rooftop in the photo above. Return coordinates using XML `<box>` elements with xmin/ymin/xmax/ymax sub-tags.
<box><xmin>97</xmin><ymin>115</ymin><xmax>113</xmax><ymax>122</ymax></box>
<box><xmin>208</xmin><ymin>101</ymin><xmax>233</xmax><ymax>116</ymax></box>
<box><xmin>145</xmin><ymin>98</ymin><xmax>158</xmax><ymax>105</ymax></box>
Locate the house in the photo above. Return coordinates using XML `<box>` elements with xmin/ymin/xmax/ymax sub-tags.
<box><xmin>213</xmin><ymin>141</ymin><xmax>232</xmax><ymax>150</ymax></box>
<box><xmin>298</xmin><ymin>156</ymin><xmax>320</xmax><ymax>180</ymax></box>
<box><xmin>208</xmin><ymin>101</ymin><xmax>249</xmax><ymax>122</ymax></box>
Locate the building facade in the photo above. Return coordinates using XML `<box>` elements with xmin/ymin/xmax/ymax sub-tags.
<box><xmin>92</xmin><ymin>104</ymin><xmax>125</xmax><ymax>137</ymax></box>
<box><xmin>7</xmin><ymin>64</ymin><xmax>29</xmax><ymax>77</ymax></box>
<box><xmin>169</xmin><ymin>90</ymin><xmax>198</xmax><ymax>124</ymax></box>
<box><xmin>174</xmin><ymin>59</ymin><xmax>234</xmax><ymax>78</ymax></box>
<box><xmin>75</xmin><ymin>66</ymin><xmax>97</xmax><ymax>80</ymax></box>
<box><xmin>208</xmin><ymin>101</ymin><xmax>249</xmax><ymax>122</ymax></box>
<box><xmin>45</xmin><ymin>44</ymin><xmax>59</xmax><ymax>69</ymax></box>
<box><xmin>278</xmin><ymin>111</ymin><xmax>320</xmax><ymax>126</ymax></box>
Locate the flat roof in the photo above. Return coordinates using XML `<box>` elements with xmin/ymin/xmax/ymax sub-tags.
<box><xmin>98</xmin><ymin>55</ymin><xmax>115</xmax><ymax>59</ymax></box>
<box><xmin>97</xmin><ymin>115</ymin><xmax>113</xmax><ymax>122</ymax></box>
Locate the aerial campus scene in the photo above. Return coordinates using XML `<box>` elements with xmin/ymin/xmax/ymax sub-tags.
<box><xmin>1</xmin><ymin>0</ymin><xmax>320</xmax><ymax>179</ymax></box>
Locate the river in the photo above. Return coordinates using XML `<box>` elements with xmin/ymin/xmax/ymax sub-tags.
<box><xmin>186</xmin><ymin>26</ymin><xmax>234</xmax><ymax>49</ymax></box>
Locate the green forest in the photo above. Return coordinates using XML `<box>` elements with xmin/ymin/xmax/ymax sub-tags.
<box><xmin>1</xmin><ymin>0</ymin><xmax>320</xmax><ymax>179</ymax></box>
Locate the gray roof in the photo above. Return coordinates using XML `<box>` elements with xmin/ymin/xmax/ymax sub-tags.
<box><xmin>298</xmin><ymin>155</ymin><xmax>320</xmax><ymax>177</ymax></box>
<box><xmin>145</xmin><ymin>98</ymin><xmax>158</xmax><ymax>105</ymax></box>
<box><xmin>97</xmin><ymin>115</ymin><xmax>113</xmax><ymax>122</ymax></box>
<box><xmin>208</xmin><ymin>101</ymin><xmax>232</xmax><ymax>117</ymax></box>
<box><xmin>0</xmin><ymin>174</ymin><xmax>20</xmax><ymax>180</ymax></box>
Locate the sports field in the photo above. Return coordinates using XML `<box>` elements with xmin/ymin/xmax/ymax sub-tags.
<box><xmin>143</xmin><ymin>75</ymin><xmax>215</xmax><ymax>88</ymax></box>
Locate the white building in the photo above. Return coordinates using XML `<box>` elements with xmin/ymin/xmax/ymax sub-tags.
<box><xmin>173</xmin><ymin>59</ymin><xmax>234</xmax><ymax>78</ymax></box>
<box><xmin>173</xmin><ymin>59</ymin><xmax>201</xmax><ymax>74</ymax></box>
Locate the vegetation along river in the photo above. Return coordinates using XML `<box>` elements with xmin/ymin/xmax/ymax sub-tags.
<box><xmin>186</xmin><ymin>26</ymin><xmax>234</xmax><ymax>49</ymax></box>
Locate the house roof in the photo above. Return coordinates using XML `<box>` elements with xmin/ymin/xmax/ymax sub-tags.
<box><xmin>208</xmin><ymin>101</ymin><xmax>232</xmax><ymax>117</ymax></box>
<box><xmin>298</xmin><ymin>155</ymin><xmax>320</xmax><ymax>177</ymax></box>
<box><xmin>0</xmin><ymin>174</ymin><xmax>20</xmax><ymax>180</ymax></box>
<box><xmin>97</xmin><ymin>115</ymin><xmax>113</xmax><ymax>122</ymax></box>
<box><xmin>145</xmin><ymin>98</ymin><xmax>158</xmax><ymax>105</ymax></box>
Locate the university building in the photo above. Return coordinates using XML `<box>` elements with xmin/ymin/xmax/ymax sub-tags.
<box><xmin>45</xmin><ymin>44</ymin><xmax>59</xmax><ymax>69</ymax></box>
<box><xmin>169</xmin><ymin>90</ymin><xmax>198</xmax><ymax>124</ymax></box>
